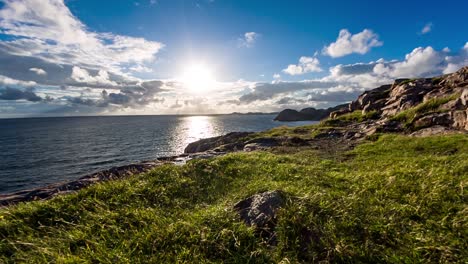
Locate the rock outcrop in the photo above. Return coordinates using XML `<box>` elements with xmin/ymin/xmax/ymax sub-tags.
<box><xmin>275</xmin><ymin>104</ymin><xmax>347</xmax><ymax>121</ymax></box>
<box><xmin>234</xmin><ymin>190</ymin><xmax>286</xmax><ymax>229</ymax></box>
<box><xmin>184</xmin><ymin>132</ymin><xmax>253</xmax><ymax>153</ymax></box>
<box><xmin>332</xmin><ymin>66</ymin><xmax>468</xmax><ymax>132</ymax></box>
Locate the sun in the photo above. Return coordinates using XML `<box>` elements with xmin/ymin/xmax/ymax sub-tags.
<box><xmin>180</xmin><ymin>63</ymin><xmax>216</xmax><ymax>93</ymax></box>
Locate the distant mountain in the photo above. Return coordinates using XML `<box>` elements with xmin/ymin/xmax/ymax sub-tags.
<box><xmin>274</xmin><ymin>104</ymin><xmax>348</xmax><ymax>121</ymax></box>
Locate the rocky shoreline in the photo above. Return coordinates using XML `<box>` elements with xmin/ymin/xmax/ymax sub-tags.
<box><xmin>0</xmin><ymin>151</ymin><xmax>227</xmax><ymax>207</ymax></box>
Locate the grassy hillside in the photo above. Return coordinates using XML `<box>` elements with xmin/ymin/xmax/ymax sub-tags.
<box><xmin>1</xmin><ymin>133</ymin><xmax>467</xmax><ymax>263</ymax></box>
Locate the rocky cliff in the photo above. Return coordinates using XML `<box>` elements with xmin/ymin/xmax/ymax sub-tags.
<box><xmin>330</xmin><ymin>66</ymin><xmax>468</xmax><ymax>134</ymax></box>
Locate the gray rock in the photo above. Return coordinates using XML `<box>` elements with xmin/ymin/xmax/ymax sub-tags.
<box><xmin>414</xmin><ymin>113</ymin><xmax>453</xmax><ymax>128</ymax></box>
<box><xmin>234</xmin><ymin>190</ymin><xmax>286</xmax><ymax>228</ymax></box>
<box><xmin>243</xmin><ymin>143</ymin><xmax>269</xmax><ymax>152</ymax></box>
<box><xmin>452</xmin><ymin>110</ymin><xmax>468</xmax><ymax>130</ymax></box>
<box><xmin>461</xmin><ymin>88</ymin><xmax>468</xmax><ymax>106</ymax></box>
<box><xmin>243</xmin><ymin>137</ymin><xmax>280</xmax><ymax>151</ymax></box>
<box><xmin>410</xmin><ymin>126</ymin><xmax>461</xmax><ymax>137</ymax></box>
<box><xmin>184</xmin><ymin>132</ymin><xmax>253</xmax><ymax>153</ymax></box>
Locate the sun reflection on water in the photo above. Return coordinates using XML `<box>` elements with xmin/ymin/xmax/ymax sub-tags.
<box><xmin>175</xmin><ymin>115</ymin><xmax>218</xmax><ymax>152</ymax></box>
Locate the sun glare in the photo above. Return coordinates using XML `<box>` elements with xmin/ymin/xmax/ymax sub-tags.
<box><xmin>181</xmin><ymin>63</ymin><xmax>216</xmax><ymax>93</ymax></box>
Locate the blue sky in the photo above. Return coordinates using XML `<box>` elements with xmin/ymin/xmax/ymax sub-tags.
<box><xmin>0</xmin><ymin>0</ymin><xmax>467</xmax><ymax>117</ymax></box>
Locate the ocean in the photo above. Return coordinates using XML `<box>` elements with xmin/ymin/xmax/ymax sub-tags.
<box><xmin>0</xmin><ymin>115</ymin><xmax>315</xmax><ymax>194</ymax></box>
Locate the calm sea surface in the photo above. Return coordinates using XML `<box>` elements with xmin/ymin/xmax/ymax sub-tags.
<box><xmin>0</xmin><ymin>115</ymin><xmax>315</xmax><ymax>194</ymax></box>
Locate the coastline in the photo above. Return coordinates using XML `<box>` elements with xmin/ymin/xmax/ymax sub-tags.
<box><xmin>0</xmin><ymin>150</ymin><xmax>227</xmax><ymax>207</ymax></box>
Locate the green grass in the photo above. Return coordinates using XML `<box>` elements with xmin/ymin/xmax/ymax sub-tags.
<box><xmin>391</xmin><ymin>93</ymin><xmax>460</xmax><ymax>128</ymax></box>
<box><xmin>398</xmin><ymin>79</ymin><xmax>417</xmax><ymax>86</ymax></box>
<box><xmin>1</xmin><ymin>134</ymin><xmax>467</xmax><ymax>263</ymax></box>
<box><xmin>253</xmin><ymin>124</ymin><xmax>317</xmax><ymax>139</ymax></box>
<box><xmin>321</xmin><ymin>110</ymin><xmax>380</xmax><ymax>127</ymax></box>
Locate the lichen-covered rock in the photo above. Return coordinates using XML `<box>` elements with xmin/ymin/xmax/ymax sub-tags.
<box><xmin>234</xmin><ymin>190</ymin><xmax>286</xmax><ymax>228</ymax></box>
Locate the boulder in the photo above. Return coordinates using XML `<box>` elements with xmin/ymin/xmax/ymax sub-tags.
<box><xmin>414</xmin><ymin>113</ymin><xmax>453</xmax><ymax>128</ymax></box>
<box><xmin>349</xmin><ymin>84</ymin><xmax>391</xmax><ymax>112</ymax></box>
<box><xmin>243</xmin><ymin>138</ymin><xmax>279</xmax><ymax>151</ymax></box>
<box><xmin>234</xmin><ymin>190</ymin><xmax>286</xmax><ymax>228</ymax></box>
<box><xmin>461</xmin><ymin>88</ymin><xmax>468</xmax><ymax>106</ymax></box>
<box><xmin>184</xmin><ymin>132</ymin><xmax>253</xmax><ymax>153</ymax></box>
<box><xmin>441</xmin><ymin>66</ymin><xmax>468</xmax><ymax>88</ymax></box>
<box><xmin>452</xmin><ymin>110</ymin><xmax>468</xmax><ymax>130</ymax></box>
<box><xmin>410</xmin><ymin>126</ymin><xmax>460</xmax><ymax>137</ymax></box>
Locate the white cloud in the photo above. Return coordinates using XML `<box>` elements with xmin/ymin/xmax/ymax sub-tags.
<box><xmin>71</xmin><ymin>66</ymin><xmax>117</xmax><ymax>86</ymax></box>
<box><xmin>323</xmin><ymin>29</ymin><xmax>383</xmax><ymax>58</ymax></box>
<box><xmin>283</xmin><ymin>56</ymin><xmax>322</xmax><ymax>75</ymax></box>
<box><xmin>420</xmin><ymin>23</ymin><xmax>432</xmax><ymax>34</ymax></box>
<box><xmin>29</xmin><ymin>67</ymin><xmax>47</xmax><ymax>75</ymax></box>
<box><xmin>238</xmin><ymin>32</ymin><xmax>260</xmax><ymax>48</ymax></box>
<box><xmin>273</xmin><ymin>73</ymin><xmax>281</xmax><ymax>79</ymax></box>
<box><xmin>129</xmin><ymin>65</ymin><xmax>153</xmax><ymax>73</ymax></box>
<box><xmin>0</xmin><ymin>0</ymin><xmax>164</xmax><ymax>74</ymax></box>
<box><xmin>0</xmin><ymin>75</ymin><xmax>37</xmax><ymax>87</ymax></box>
<box><xmin>373</xmin><ymin>47</ymin><xmax>444</xmax><ymax>77</ymax></box>
<box><xmin>464</xmin><ymin>42</ymin><xmax>468</xmax><ymax>51</ymax></box>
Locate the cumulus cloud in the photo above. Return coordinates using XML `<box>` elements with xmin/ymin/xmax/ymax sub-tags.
<box><xmin>238</xmin><ymin>80</ymin><xmax>337</xmax><ymax>103</ymax></box>
<box><xmin>275</xmin><ymin>97</ymin><xmax>306</xmax><ymax>105</ymax></box>
<box><xmin>373</xmin><ymin>46</ymin><xmax>445</xmax><ymax>77</ymax></box>
<box><xmin>71</xmin><ymin>66</ymin><xmax>117</xmax><ymax>87</ymax></box>
<box><xmin>325</xmin><ymin>45</ymin><xmax>466</xmax><ymax>81</ymax></box>
<box><xmin>0</xmin><ymin>0</ymin><xmax>163</xmax><ymax>75</ymax></box>
<box><xmin>0</xmin><ymin>87</ymin><xmax>42</xmax><ymax>102</ymax></box>
<box><xmin>129</xmin><ymin>65</ymin><xmax>153</xmax><ymax>73</ymax></box>
<box><xmin>236</xmin><ymin>45</ymin><xmax>468</xmax><ymax>108</ymax></box>
<box><xmin>323</xmin><ymin>29</ymin><xmax>383</xmax><ymax>58</ymax></box>
<box><xmin>420</xmin><ymin>23</ymin><xmax>433</xmax><ymax>34</ymax></box>
<box><xmin>238</xmin><ymin>32</ymin><xmax>260</xmax><ymax>48</ymax></box>
<box><xmin>283</xmin><ymin>56</ymin><xmax>322</xmax><ymax>75</ymax></box>
<box><xmin>0</xmin><ymin>74</ymin><xmax>36</xmax><ymax>87</ymax></box>
<box><xmin>64</xmin><ymin>80</ymin><xmax>169</xmax><ymax>108</ymax></box>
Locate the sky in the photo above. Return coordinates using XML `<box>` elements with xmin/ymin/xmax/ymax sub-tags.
<box><xmin>0</xmin><ymin>0</ymin><xmax>467</xmax><ymax>117</ymax></box>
